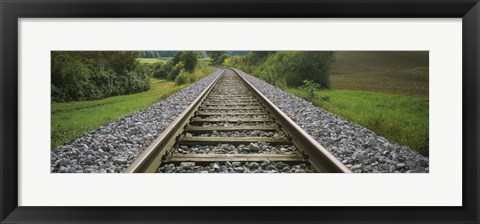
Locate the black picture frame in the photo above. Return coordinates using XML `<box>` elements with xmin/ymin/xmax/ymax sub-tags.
<box><xmin>1</xmin><ymin>0</ymin><xmax>479</xmax><ymax>223</ymax></box>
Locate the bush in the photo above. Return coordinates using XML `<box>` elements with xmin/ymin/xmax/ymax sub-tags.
<box><xmin>179</xmin><ymin>52</ymin><xmax>198</xmax><ymax>72</ymax></box>
<box><xmin>253</xmin><ymin>52</ymin><xmax>293</xmax><ymax>87</ymax></box>
<box><xmin>171</xmin><ymin>51</ymin><xmax>198</xmax><ymax>72</ymax></box>
<box><xmin>147</xmin><ymin>62</ymin><xmax>170</xmax><ymax>79</ymax></box>
<box><xmin>163</xmin><ymin>51</ymin><xmax>210</xmax><ymax>85</ymax></box>
<box><xmin>225</xmin><ymin>51</ymin><xmax>335</xmax><ymax>89</ymax></box>
<box><xmin>207</xmin><ymin>51</ymin><xmax>228</xmax><ymax>65</ymax></box>
<box><xmin>223</xmin><ymin>56</ymin><xmax>253</xmax><ymax>73</ymax></box>
<box><xmin>301</xmin><ymin>80</ymin><xmax>320</xmax><ymax>101</ymax></box>
<box><xmin>51</xmin><ymin>51</ymin><xmax>150</xmax><ymax>102</ymax></box>
<box><xmin>167</xmin><ymin>62</ymin><xmax>184</xmax><ymax>80</ymax></box>
<box><xmin>287</xmin><ymin>52</ymin><xmax>335</xmax><ymax>88</ymax></box>
<box><xmin>175</xmin><ymin>69</ymin><xmax>194</xmax><ymax>85</ymax></box>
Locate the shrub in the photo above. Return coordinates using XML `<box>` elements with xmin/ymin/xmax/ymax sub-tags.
<box><xmin>151</xmin><ymin>62</ymin><xmax>169</xmax><ymax>78</ymax></box>
<box><xmin>287</xmin><ymin>51</ymin><xmax>335</xmax><ymax>88</ymax></box>
<box><xmin>301</xmin><ymin>80</ymin><xmax>320</xmax><ymax>101</ymax></box>
<box><xmin>207</xmin><ymin>51</ymin><xmax>228</xmax><ymax>65</ymax></box>
<box><xmin>51</xmin><ymin>51</ymin><xmax>150</xmax><ymax>102</ymax></box>
<box><xmin>175</xmin><ymin>69</ymin><xmax>194</xmax><ymax>85</ymax></box>
<box><xmin>171</xmin><ymin>51</ymin><xmax>198</xmax><ymax>72</ymax></box>
<box><xmin>167</xmin><ymin>62</ymin><xmax>184</xmax><ymax>80</ymax></box>
<box><xmin>179</xmin><ymin>51</ymin><xmax>198</xmax><ymax>72</ymax></box>
<box><xmin>225</xmin><ymin>51</ymin><xmax>335</xmax><ymax>89</ymax></box>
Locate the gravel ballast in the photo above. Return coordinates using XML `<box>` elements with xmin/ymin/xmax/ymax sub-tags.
<box><xmin>234</xmin><ymin>69</ymin><xmax>429</xmax><ymax>173</ymax></box>
<box><xmin>51</xmin><ymin>69</ymin><xmax>223</xmax><ymax>173</ymax></box>
<box><xmin>170</xmin><ymin>142</ymin><xmax>298</xmax><ymax>154</ymax></box>
<box><xmin>157</xmin><ymin>161</ymin><xmax>315</xmax><ymax>173</ymax></box>
<box><xmin>51</xmin><ymin>68</ymin><xmax>429</xmax><ymax>173</ymax></box>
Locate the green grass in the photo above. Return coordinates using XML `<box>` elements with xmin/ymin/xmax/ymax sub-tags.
<box><xmin>51</xmin><ymin>78</ymin><xmax>187</xmax><ymax>149</ymax></box>
<box><xmin>199</xmin><ymin>57</ymin><xmax>211</xmax><ymax>61</ymax></box>
<box><xmin>136</xmin><ymin>58</ymin><xmax>167</xmax><ymax>64</ymax></box>
<box><xmin>286</xmin><ymin>88</ymin><xmax>429</xmax><ymax>156</ymax></box>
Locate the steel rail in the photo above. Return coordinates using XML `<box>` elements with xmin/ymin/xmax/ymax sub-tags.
<box><xmin>124</xmin><ymin>70</ymin><xmax>224</xmax><ymax>173</ymax></box>
<box><xmin>125</xmin><ymin>68</ymin><xmax>350</xmax><ymax>173</ymax></box>
<box><xmin>232</xmin><ymin>68</ymin><xmax>351</xmax><ymax>173</ymax></box>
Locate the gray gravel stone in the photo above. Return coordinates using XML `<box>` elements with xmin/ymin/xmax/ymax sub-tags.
<box><xmin>248</xmin><ymin>143</ymin><xmax>261</xmax><ymax>152</ymax></box>
<box><xmin>156</xmin><ymin>161</ymin><xmax>315</xmax><ymax>173</ymax></box>
<box><xmin>52</xmin><ymin>68</ymin><xmax>429</xmax><ymax>173</ymax></box>
<box><xmin>170</xmin><ymin>142</ymin><xmax>298</xmax><ymax>155</ymax></box>
<box><xmin>235</xmin><ymin>69</ymin><xmax>429</xmax><ymax>173</ymax></box>
<box><xmin>51</xmin><ymin>69</ymin><xmax>223</xmax><ymax>173</ymax></box>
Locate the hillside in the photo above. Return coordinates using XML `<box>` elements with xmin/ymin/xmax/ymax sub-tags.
<box><xmin>331</xmin><ymin>51</ymin><xmax>429</xmax><ymax>97</ymax></box>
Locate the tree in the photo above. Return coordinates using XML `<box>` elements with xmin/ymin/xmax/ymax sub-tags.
<box><xmin>288</xmin><ymin>51</ymin><xmax>335</xmax><ymax>88</ymax></box>
<box><xmin>167</xmin><ymin>51</ymin><xmax>199</xmax><ymax>80</ymax></box>
<box><xmin>138</xmin><ymin>51</ymin><xmax>177</xmax><ymax>58</ymax></box>
<box><xmin>179</xmin><ymin>51</ymin><xmax>198</xmax><ymax>72</ymax></box>
<box><xmin>51</xmin><ymin>51</ymin><xmax>149</xmax><ymax>102</ymax></box>
<box><xmin>207</xmin><ymin>51</ymin><xmax>227</xmax><ymax>65</ymax></box>
<box><xmin>226</xmin><ymin>51</ymin><xmax>249</xmax><ymax>56</ymax></box>
<box><xmin>246</xmin><ymin>51</ymin><xmax>276</xmax><ymax>65</ymax></box>
<box><xmin>228</xmin><ymin>51</ymin><xmax>335</xmax><ymax>88</ymax></box>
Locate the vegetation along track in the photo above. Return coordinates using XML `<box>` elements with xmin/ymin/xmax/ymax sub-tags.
<box><xmin>125</xmin><ymin>68</ymin><xmax>351</xmax><ymax>173</ymax></box>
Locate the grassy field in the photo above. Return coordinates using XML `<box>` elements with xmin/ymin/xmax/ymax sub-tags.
<box><xmin>287</xmin><ymin>88</ymin><xmax>429</xmax><ymax>156</ymax></box>
<box><xmin>331</xmin><ymin>51</ymin><xmax>429</xmax><ymax>97</ymax></box>
<box><xmin>137</xmin><ymin>58</ymin><xmax>167</xmax><ymax>64</ymax></box>
<box><xmin>280</xmin><ymin>51</ymin><xmax>430</xmax><ymax>156</ymax></box>
<box><xmin>51</xmin><ymin>79</ymin><xmax>187</xmax><ymax>149</ymax></box>
<box><xmin>138</xmin><ymin>57</ymin><xmax>211</xmax><ymax>64</ymax></box>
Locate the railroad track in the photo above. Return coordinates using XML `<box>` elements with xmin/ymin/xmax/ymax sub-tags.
<box><xmin>125</xmin><ymin>68</ymin><xmax>351</xmax><ymax>173</ymax></box>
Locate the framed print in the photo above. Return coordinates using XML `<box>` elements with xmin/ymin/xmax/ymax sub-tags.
<box><xmin>1</xmin><ymin>0</ymin><xmax>479</xmax><ymax>223</ymax></box>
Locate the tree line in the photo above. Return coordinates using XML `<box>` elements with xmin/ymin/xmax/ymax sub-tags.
<box><xmin>51</xmin><ymin>51</ymin><xmax>150</xmax><ymax>102</ymax></box>
<box><xmin>52</xmin><ymin>51</ymin><xmax>334</xmax><ymax>103</ymax></box>
<box><xmin>139</xmin><ymin>51</ymin><xmax>248</xmax><ymax>59</ymax></box>
<box><xmin>223</xmin><ymin>51</ymin><xmax>335</xmax><ymax>89</ymax></box>
<box><xmin>149</xmin><ymin>51</ymin><xmax>201</xmax><ymax>85</ymax></box>
<box><xmin>138</xmin><ymin>51</ymin><xmax>177</xmax><ymax>58</ymax></box>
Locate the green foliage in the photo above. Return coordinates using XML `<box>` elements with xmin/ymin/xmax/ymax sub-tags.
<box><xmin>138</xmin><ymin>51</ymin><xmax>249</xmax><ymax>59</ymax></box>
<box><xmin>51</xmin><ymin>78</ymin><xmax>187</xmax><ymax>149</ymax></box>
<box><xmin>149</xmin><ymin>62</ymin><xmax>168</xmax><ymax>79</ymax></box>
<box><xmin>191</xmin><ymin>60</ymin><xmax>214</xmax><ymax>81</ymax></box>
<box><xmin>178</xmin><ymin>51</ymin><xmax>198</xmax><ymax>72</ymax></box>
<box><xmin>156</xmin><ymin>51</ymin><xmax>212</xmax><ymax>84</ymax></box>
<box><xmin>51</xmin><ymin>51</ymin><xmax>150</xmax><ymax>102</ymax></box>
<box><xmin>247</xmin><ymin>51</ymin><xmax>276</xmax><ymax>64</ymax></box>
<box><xmin>217</xmin><ymin>54</ymin><xmax>229</xmax><ymax>65</ymax></box>
<box><xmin>224</xmin><ymin>51</ymin><xmax>334</xmax><ymax>88</ymax></box>
<box><xmin>287</xmin><ymin>88</ymin><xmax>429</xmax><ymax>156</ymax></box>
<box><xmin>301</xmin><ymin>80</ymin><xmax>320</xmax><ymax>101</ymax></box>
<box><xmin>207</xmin><ymin>51</ymin><xmax>228</xmax><ymax>65</ymax></box>
<box><xmin>138</xmin><ymin>51</ymin><xmax>176</xmax><ymax>58</ymax></box>
<box><xmin>285</xmin><ymin>51</ymin><xmax>335</xmax><ymax>88</ymax></box>
<box><xmin>167</xmin><ymin>62</ymin><xmax>185</xmax><ymax>80</ymax></box>
<box><xmin>224</xmin><ymin>51</ymin><xmax>276</xmax><ymax>72</ymax></box>
<box><xmin>162</xmin><ymin>51</ymin><xmax>199</xmax><ymax>81</ymax></box>
<box><xmin>223</xmin><ymin>56</ymin><xmax>252</xmax><ymax>72</ymax></box>
<box><xmin>175</xmin><ymin>69</ymin><xmax>195</xmax><ymax>85</ymax></box>
<box><xmin>226</xmin><ymin>51</ymin><xmax>249</xmax><ymax>56</ymax></box>
<box><xmin>174</xmin><ymin>60</ymin><xmax>213</xmax><ymax>85</ymax></box>
<box><xmin>223</xmin><ymin>50</ymin><xmax>428</xmax><ymax>156</ymax></box>
<box><xmin>253</xmin><ymin>52</ymin><xmax>292</xmax><ymax>87</ymax></box>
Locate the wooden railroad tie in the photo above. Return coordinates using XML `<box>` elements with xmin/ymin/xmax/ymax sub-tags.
<box><xmin>177</xmin><ymin>136</ymin><xmax>291</xmax><ymax>145</ymax></box>
<box><xmin>165</xmin><ymin>153</ymin><xmax>305</xmax><ymax>163</ymax></box>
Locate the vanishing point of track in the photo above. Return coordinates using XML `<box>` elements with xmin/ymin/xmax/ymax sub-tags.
<box><xmin>125</xmin><ymin>68</ymin><xmax>351</xmax><ymax>173</ymax></box>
